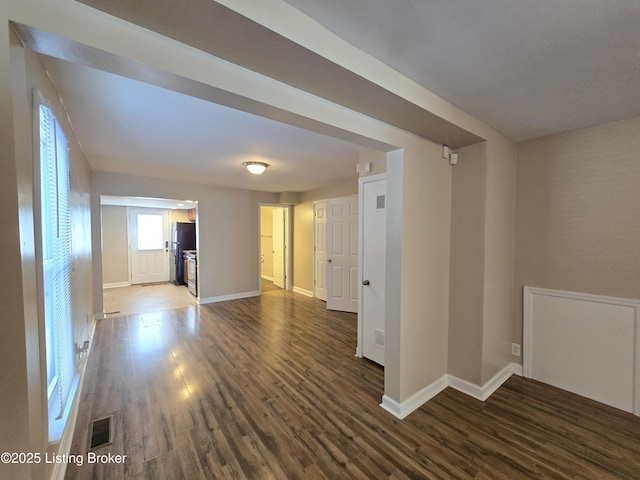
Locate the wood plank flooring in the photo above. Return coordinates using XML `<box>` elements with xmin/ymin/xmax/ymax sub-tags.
<box><xmin>66</xmin><ymin>289</ymin><xmax>640</xmax><ymax>479</ymax></box>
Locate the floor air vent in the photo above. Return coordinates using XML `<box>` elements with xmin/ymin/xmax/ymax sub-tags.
<box><xmin>89</xmin><ymin>416</ymin><xmax>112</xmax><ymax>450</ymax></box>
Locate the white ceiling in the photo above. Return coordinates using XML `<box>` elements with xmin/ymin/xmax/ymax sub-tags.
<box><xmin>42</xmin><ymin>57</ymin><xmax>361</xmax><ymax>193</ymax></box>
<box><xmin>285</xmin><ymin>0</ymin><xmax>640</xmax><ymax>142</ymax></box>
<box><xmin>39</xmin><ymin>1</ymin><xmax>640</xmax><ymax>195</ymax></box>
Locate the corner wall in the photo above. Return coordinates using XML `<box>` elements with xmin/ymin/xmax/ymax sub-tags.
<box><xmin>448</xmin><ymin>142</ymin><xmax>487</xmax><ymax>385</ymax></box>
<box><xmin>514</xmin><ymin>115</ymin><xmax>640</xmax><ymax>354</ymax></box>
<box><xmin>448</xmin><ymin>134</ymin><xmax>516</xmax><ymax>388</ymax></box>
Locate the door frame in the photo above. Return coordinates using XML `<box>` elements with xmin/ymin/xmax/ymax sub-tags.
<box><xmin>259</xmin><ymin>203</ymin><xmax>291</xmax><ymax>292</ymax></box>
<box><xmin>357</xmin><ymin>172</ymin><xmax>387</xmax><ymax>358</ymax></box>
<box><xmin>313</xmin><ymin>200</ymin><xmax>328</xmax><ymax>300</ymax></box>
<box><xmin>325</xmin><ymin>194</ymin><xmax>359</xmax><ymax>313</ymax></box>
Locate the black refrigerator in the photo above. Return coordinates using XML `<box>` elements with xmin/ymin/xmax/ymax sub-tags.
<box><xmin>170</xmin><ymin>222</ymin><xmax>196</xmax><ymax>285</ymax></box>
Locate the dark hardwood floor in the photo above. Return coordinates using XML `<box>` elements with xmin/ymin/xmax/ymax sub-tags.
<box><xmin>65</xmin><ymin>289</ymin><xmax>640</xmax><ymax>479</ymax></box>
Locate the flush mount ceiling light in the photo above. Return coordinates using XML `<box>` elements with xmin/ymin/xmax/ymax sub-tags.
<box><xmin>243</xmin><ymin>161</ymin><xmax>269</xmax><ymax>175</ymax></box>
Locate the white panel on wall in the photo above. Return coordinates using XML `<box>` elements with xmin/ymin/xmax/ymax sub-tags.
<box><xmin>523</xmin><ymin>286</ymin><xmax>640</xmax><ymax>415</ymax></box>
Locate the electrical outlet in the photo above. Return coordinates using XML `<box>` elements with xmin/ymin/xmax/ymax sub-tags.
<box><xmin>511</xmin><ymin>343</ymin><xmax>521</xmax><ymax>356</ymax></box>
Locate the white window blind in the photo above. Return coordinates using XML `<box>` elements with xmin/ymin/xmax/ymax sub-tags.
<box><xmin>38</xmin><ymin>100</ymin><xmax>75</xmax><ymax>440</ymax></box>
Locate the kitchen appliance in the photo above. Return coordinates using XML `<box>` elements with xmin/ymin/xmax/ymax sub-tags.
<box><xmin>170</xmin><ymin>222</ymin><xmax>196</xmax><ymax>285</ymax></box>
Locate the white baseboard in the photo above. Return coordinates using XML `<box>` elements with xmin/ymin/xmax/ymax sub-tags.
<box><xmin>380</xmin><ymin>375</ymin><xmax>448</xmax><ymax>420</ymax></box>
<box><xmin>511</xmin><ymin>362</ymin><xmax>523</xmax><ymax>376</ymax></box>
<box><xmin>198</xmin><ymin>290</ymin><xmax>260</xmax><ymax>304</ymax></box>
<box><xmin>448</xmin><ymin>363</ymin><xmax>519</xmax><ymax>401</ymax></box>
<box><xmin>381</xmin><ymin>363</ymin><xmax>521</xmax><ymax>420</ymax></box>
<box><xmin>261</xmin><ymin>274</ymin><xmax>273</xmax><ymax>281</ymax></box>
<box><xmin>292</xmin><ymin>286</ymin><xmax>314</xmax><ymax>297</ymax></box>
<box><xmin>103</xmin><ymin>281</ymin><xmax>130</xmax><ymax>289</ymax></box>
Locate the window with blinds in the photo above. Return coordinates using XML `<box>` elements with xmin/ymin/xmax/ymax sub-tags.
<box><xmin>38</xmin><ymin>98</ymin><xmax>75</xmax><ymax>442</ymax></box>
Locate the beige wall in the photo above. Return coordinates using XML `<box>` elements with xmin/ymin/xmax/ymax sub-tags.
<box><xmin>514</xmin><ymin>115</ymin><xmax>640</xmax><ymax>353</ymax></box>
<box><xmin>447</xmin><ymin>136</ymin><xmax>517</xmax><ymax>387</ymax></box>
<box><xmin>3</xmin><ymin>39</ymin><xmax>93</xmax><ymax>479</ymax></box>
<box><xmin>397</xmin><ymin>142</ymin><xmax>453</xmax><ymax>399</ymax></box>
<box><xmin>482</xmin><ymin>135</ymin><xmax>517</xmax><ymax>383</ymax></box>
<box><xmin>448</xmin><ymin>142</ymin><xmax>487</xmax><ymax>385</ymax></box>
<box><xmin>357</xmin><ymin>147</ymin><xmax>387</xmax><ymax>176</ymax></box>
<box><xmin>101</xmin><ymin>205</ymin><xmax>129</xmax><ymax>285</ymax></box>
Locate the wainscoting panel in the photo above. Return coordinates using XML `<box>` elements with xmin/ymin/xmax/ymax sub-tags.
<box><xmin>523</xmin><ymin>286</ymin><xmax>640</xmax><ymax>415</ymax></box>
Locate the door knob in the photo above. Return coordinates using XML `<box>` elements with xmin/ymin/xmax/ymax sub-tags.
<box><xmin>327</xmin><ymin>259</ymin><xmax>332</xmax><ymax>263</ymax></box>
<box><xmin>362</xmin><ymin>280</ymin><xmax>370</xmax><ymax>286</ymax></box>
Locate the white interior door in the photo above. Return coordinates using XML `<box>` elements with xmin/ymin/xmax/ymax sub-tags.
<box><xmin>326</xmin><ymin>195</ymin><xmax>358</xmax><ymax>313</ymax></box>
<box><xmin>314</xmin><ymin>201</ymin><xmax>328</xmax><ymax>301</ymax></box>
<box><xmin>360</xmin><ymin>176</ymin><xmax>387</xmax><ymax>366</ymax></box>
<box><xmin>129</xmin><ymin>208</ymin><xmax>170</xmax><ymax>284</ymax></box>
<box><xmin>272</xmin><ymin>208</ymin><xmax>285</xmax><ymax>289</ymax></box>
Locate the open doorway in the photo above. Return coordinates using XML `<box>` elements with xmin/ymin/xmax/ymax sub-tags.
<box><xmin>259</xmin><ymin>204</ymin><xmax>290</xmax><ymax>293</ymax></box>
<box><xmin>100</xmin><ymin>195</ymin><xmax>199</xmax><ymax>316</ymax></box>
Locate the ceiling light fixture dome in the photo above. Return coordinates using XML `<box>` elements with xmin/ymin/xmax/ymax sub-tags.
<box><xmin>243</xmin><ymin>161</ymin><xmax>269</xmax><ymax>175</ymax></box>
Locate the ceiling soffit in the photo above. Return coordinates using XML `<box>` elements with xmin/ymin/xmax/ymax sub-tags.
<box><xmin>76</xmin><ymin>0</ymin><xmax>483</xmax><ymax>148</ymax></box>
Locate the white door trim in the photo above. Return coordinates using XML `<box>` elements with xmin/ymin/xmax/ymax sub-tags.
<box><xmin>258</xmin><ymin>203</ymin><xmax>291</xmax><ymax>292</ymax></box>
<box><xmin>357</xmin><ymin>173</ymin><xmax>387</xmax><ymax>358</ymax></box>
<box><xmin>313</xmin><ymin>200</ymin><xmax>328</xmax><ymax>301</ymax></box>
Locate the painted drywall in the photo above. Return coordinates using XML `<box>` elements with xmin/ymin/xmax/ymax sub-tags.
<box><xmin>260</xmin><ymin>206</ymin><xmax>275</xmax><ymax>279</ymax></box>
<box><xmin>447</xmin><ymin>136</ymin><xmax>516</xmax><ymax>387</ymax></box>
<box><xmin>448</xmin><ymin>142</ymin><xmax>487</xmax><ymax>385</ymax></box>
<box><xmin>92</xmin><ymin>172</ymin><xmax>278</xmax><ymax>311</ymax></box>
<box><xmin>293</xmin><ymin>181</ymin><xmax>358</xmax><ymax>292</ymax></box>
<box><xmin>481</xmin><ymin>136</ymin><xmax>517</xmax><ymax>383</ymax></box>
<box><xmin>358</xmin><ymin>147</ymin><xmax>387</xmax><ymax>177</ymax></box>
<box><xmin>514</xmin><ymin>115</ymin><xmax>640</xmax><ymax>355</ymax></box>
<box><xmin>397</xmin><ymin>141</ymin><xmax>452</xmax><ymax>399</ymax></box>
<box><xmin>3</xmin><ymin>38</ymin><xmax>93</xmax><ymax>480</ymax></box>
<box><xmin>101</xmin><ymin>205</ymin><xmax>129</xmax><ymax>285</ymax></box>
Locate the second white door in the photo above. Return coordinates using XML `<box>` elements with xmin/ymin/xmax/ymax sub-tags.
<box><xmin>326</xmin><ymin>195</ymin><xmax>358</xmax><ymax>313</ymax></box>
